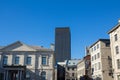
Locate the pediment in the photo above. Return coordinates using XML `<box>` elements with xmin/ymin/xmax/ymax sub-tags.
<box><xmin>1</xmin><ymin>41</ymin><xmax>36</xmax><ymax>51</ymax></box>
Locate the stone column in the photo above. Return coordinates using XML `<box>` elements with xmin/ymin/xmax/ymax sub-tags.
<box><xmin>18</xmin><ymin>70</ymin><xmax>20</xmax><ymax>80</ymax></box>
<box><xmin>20</xmin><ymin>70</ymin><xmax>22</xmax><ymax>80</ymax></box>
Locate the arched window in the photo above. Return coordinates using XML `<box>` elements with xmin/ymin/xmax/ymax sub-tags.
<box><xmin>41</xmin><ymin>71</ymin><xmax>46</xmax><ymax>80</ymax></box>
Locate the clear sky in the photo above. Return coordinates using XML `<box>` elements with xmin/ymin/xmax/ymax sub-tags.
<box><xmin>0</xmin><ymin>0</ymin><xmax>120</xmax><ymax>59</ymax></box>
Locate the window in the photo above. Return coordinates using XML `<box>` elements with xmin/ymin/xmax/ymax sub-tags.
<box><xmin>108</xmin><ymin>56</ymin><xmax>112</xmax><ymax>68</ymax></box>
<box><xmin>117</xmin><ymin>59</ymin><xmax>120</xmax><ymax>69</ymax></box>
<box><xmin>92</xmin><ymin>68</ymin><xmax>94</xmax><ymax>74</ymax></box>
<box><xmin>95</xmin><ymin>55</ymin><xmax>96</xmax><ymax>60</ymax></box>
<box><xmin>41</xmin><ymin>71</ymin><xmax>46</xmax><ymax>80</ymax></box>
<box><xmin>26</xmin><ymin>57</ymin><xmax>31</xmax><ymax>65</ymax></box>
<box><xmin>15</xmin><ymin>56</ymin><xmax>20</xmax><ymax>64</ymax></box>
<box><xmin>92</xmin><ymin>56</ymin><xmax>94</xmax><ymax>61</ymax></box>
<box><xmin>91</xmin><ymin>48</ymin><xmax>93</xmax><ymax>52</ymax></box>
<box><xmin>72</xmin><ymin>68</ymin><xmax>74</xmax><ymax>70</ymax></box>
<box><xmin>72</xmin><ymin>73</ymin><xmax>74</xmax><ymax>77</ymax></box>
<box><xmin>95</xmin><ymin>63</ymin><xmax>97</xmax><ymax>71</ymax></box>
<box><xmin>114</xmin><ymin>34</ymin><xmax>118</xmax><ymax>41</ymax></box>
<box><xmin>42</xmin><ymin>56</ymin><xmax>47</xmax><ymax>65</ymax></box>
<box><xmin>115</xmin><ymin>46</ymin><xmax>119</xmax><ymax>54</ymax></box>
<box><xmin>3</xmin><ymin>56</ymin><xmax>8</xmax><ymax>65</ymax></box>
<box><xmin>97</xmin><ymin>53</ymin><xmax>100</xmax><ymax>58</ymax></box>
<box><xmin>97</xmin><ymin>44</ymin><xmax>99</xmax><ymax>49</ymax></box>
<box><xmin>98</xmin><ymin>62</ymin><xmax>101</xmax><ymax>70</ymax></box>
<box><xmin>94</xmin><ymin>46</ymin><xmax>96</xmax><ymax>51</ymax></box>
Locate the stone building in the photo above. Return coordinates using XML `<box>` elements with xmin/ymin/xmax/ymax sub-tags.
<box><xmin>89</xmin><ymin>39</ymin><xmax>113</xmax><ymax>80</ymax></box>
<box><xmin>77</xmin><ymin>55</ymin><xmax>91</xmax><ymax>80</ymax></box>
<box><xmin>0</xmin><ymin>41</ymin><xmax>54</xmax><ymax>80</ymax></box>
<box><xmin>108</xmin><ymin>20</ymin><xmax>120</xmax><ymax>80</ymax></box>
<box><xmin>57</xmin><ymin>59</ymin><xmax>80</xmax><ymax>80</ymax></box>
<box><xmin>77</xmin><ymin>59</ymin><xmax>85</xmax><ymax>79</ymax></box>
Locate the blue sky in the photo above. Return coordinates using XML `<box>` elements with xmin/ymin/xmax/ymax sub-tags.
<box><xmin>0</xmin><ymin>0</ymin><xmax>120</xmax><ymax>59</ymax></box>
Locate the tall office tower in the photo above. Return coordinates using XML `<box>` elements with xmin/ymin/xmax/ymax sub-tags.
<box><xmin>55</xmin><ymin>27</ymin><xmax>71</xmax><ymax>63</ymax></box>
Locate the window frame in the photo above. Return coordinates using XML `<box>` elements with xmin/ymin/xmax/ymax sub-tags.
<box><xmin>115</xmin><ymin>46</ymin><xmax>119</xmax><ymax>54</ymax></box>
<box><xmin>97</xmin><ymin>44</ymin><xmax>99</xmax><ymax>49</ymax></box>
<box><xmin>72</xmin><ymin>73</ymin><xmax>74</xmax><ymax>77</ymax></box>
<box><xmin>15</xmin><ymin>56</ymin><xmax>20</xmax><ymax>64</ymax></box>
<box><xmin>26</xmin><ymin>56</ymin><xmax>32</xmax><ymax>65</ymax></box>
<box><xmin>97</xmin><ymin>53</ymin><xmax>100</xmax><ymax>58</ymax></box>
<box><xmin>3</xmin><ymin>56</ymin><xmax>8</xmax><ymax>65</ymax></box>
<box><xmin>117</xmin><ymin>59</ymin><xmax>120</xmax><ymax>69</ymax></box>
<box><xmin>98</xmin><ymin>62</ymin><xmax>101</xmax><ymax>70</ymax></box>
<box><xmin>41</xmin><ymin>71</ymin><xmax>46</xmax><ymax>80</ymax></box>
<box><xmin>42</xmin><ymin>56</ymin><xmax>47</xmax><ymax>65</ymax></box>
<box><xmin>94</xmin><ymin>46</ymin><xmax>96</xmax><ymax>51</ymax></box>
<box><xmin>114</xmin><ymin>34</ymin><xmax>118</xmax><ymax>41</ymax></box>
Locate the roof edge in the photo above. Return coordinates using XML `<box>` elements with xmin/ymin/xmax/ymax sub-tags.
<box><xmin>108</xmin><ymin>23</ymin><xmax>120</xmax><ymax>34</ymax></box>
<box><xmin>89</xmin><ymin>39</ymin><xmax>110</xmax><ymax>48</ymax></box>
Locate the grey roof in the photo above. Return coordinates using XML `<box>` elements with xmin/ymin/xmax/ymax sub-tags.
<box><xmin>90</xmin><ymin>39</ymin><xmax>110</xmax><ymax>48</ymax></box>
<box><xmin>0</xmin><ymin>41</ymin><xmax>24</xmax><ymax>50</ymax></box>
<box><xmin>66</xmin><ymin>59</ymin><xmax>81</xmax><ymax>66</ymax></box>
<box><xmin>108</xmin><ymin>23</ymin><xmax>120</xmax><ymax>34</ymax></box>
<box><xmin>29</xmin><ymin>46</ymin><xmax>53</xmax><ymax>51</ymax></box>
<box><xmin>0</xmin><ymin>41</ymin><xmax>53</xmax><ymax>52</ymax></box>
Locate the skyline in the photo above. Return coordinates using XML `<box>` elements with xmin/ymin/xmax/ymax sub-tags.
<box><xmin>0</xmin><ymin>0</ymin><xmax>120</xmax><ymax>59</ymax></box>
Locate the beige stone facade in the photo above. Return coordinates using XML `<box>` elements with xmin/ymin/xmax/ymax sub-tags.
<box><xmin>89</xmin><ymin>39</ymin><xmax>113</xmax><ymax>80</ymax></box>
<box><xmin>77</xmin><ymin>55</ymin><xmax>91</xmax><ymax>80</ymax></box>
<box><xmin>108</xmin><ymin>21</ymin><xmax>120</xmax><ymax>80</ymax></box>
<box><xmin>0</xmin><ymin>41</ymin><xmax>54</xmax><ymax>80</ymax></box>
<box><xmin>77</xmin><ymin>59</ymin><xmax>85</xmax><ymax>79</ymax></box>
<box><xmin>57</xmin><ymin>59</ymin><xmax>80</xmax><ymax>80</ymax></box>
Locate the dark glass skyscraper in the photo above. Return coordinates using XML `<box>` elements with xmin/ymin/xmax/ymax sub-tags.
<box><xmin>55</xmin><ymin>27</ymin><xmax>71</xmax><ymax>63</ymax></box>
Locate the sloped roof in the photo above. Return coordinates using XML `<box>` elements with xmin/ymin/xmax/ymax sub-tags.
<box><xmin>0</xmin><ymin>41</ymin><xmax>53</xmax><ymax>52</ymax></box>
<box><xmin>108</xmin><ymin>23</ymin><xmax>120</xmax><ymax>34</ymax></box>
<box><xmin>0</xmin><ymin>41</ymin><xmax>36</xmax><ymax>51</ymax></box>
<box><xmin>67</xmin><ymin>59</ymin><xmax>81</xmax><ymax>66</ymax></box>
<box><xmin>89</xmin><ymin>39</ymin><xmax>110</xmax><ymax>48</ymax></box>
<box><xmin>29</xmin><ymin>46</ymin><xmax>53</xmax><ymax>51</ymax></box>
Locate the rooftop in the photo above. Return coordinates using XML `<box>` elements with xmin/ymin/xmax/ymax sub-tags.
<box><xmin>108</xmin><ymin>21</ymin><xmax>120</xmax><ymax>34</ymax></box>
<box><xmin>90</xmin><ymin>39</ymin><xmax>110</xmax><ymax>48</ymax></box>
